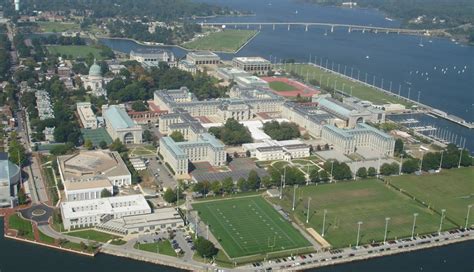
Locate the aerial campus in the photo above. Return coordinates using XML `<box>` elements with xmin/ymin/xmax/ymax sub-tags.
<box><xmin>0</xmin><ymin>0</ymin><xmax>473</xmax><ymax>271</ymax></box>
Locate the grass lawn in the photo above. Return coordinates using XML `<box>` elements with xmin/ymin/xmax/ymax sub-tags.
<box><xmin>67</xmin><ymin>229</ymin><xmax>120</xmax><ymax>243</ymax></box>
<box><xmin>81</xmin><ymin>128</ymin><xmax>113</xmax><ymax>147</ymax></box>
<box><xmin>8</xmin><ymin>214</ymin><xmax>34</xmax><ymax>240</ymax></box>
<box><xmin>268</xmin><ymin>81</ymin><xmax>296</xmax><ymax>92</ymax></box>
<box><xmin>183</xmin><ymin>29</ymin><xmax>257</xmax><ymax>52</ymax></box>
<box><xmin>110</xmin><ymin>239</ymin><xmax>127</xmax><ymax>246</ymax></box>
<box><xmin>272</xmin><ymin>161</ymin><xmax>291</xmax><ymax>169</ymax></box>
<box><xmin>271</xmin><ymin>179</ymin><xmax>457</xmax><ymax>248</ymax></box>
<box><xmin>129</xmin><ymin>145</ymin><xmax>156</xmax><ymax>157</ymax></box>
<box><xmin>277</xmin><ymin>63</ymin><xmax>413</xmax><ymax>106</ymax></box>
<box><xmin>47</xmin><ymin>45</ymin><xmax>105</xmax><ymax>60</ymax></box>
<box><xmin>37</xmin><ymin>21</ymin><xmax>80</xmax><ymax>33</ymax></box>
<box><xmin>388</xmin><ymin>167</ymin><xmax>474</xmax><ymax>227</ymax></box>
<box><xmin>292</xmin><ymin>159</ymin><xmax>315</xmax><ymax>166</ymax></box>
<box><xmin>39</xmin><ymin>230</ymin><xmax>56</xmax><ymax>244</ymax></box>
<box><xmin>134</xmin><ymin>240</ymin><xmax>177</xmax><ymax>257</ymax></box>
<box><xmin>193</xmin><ymin>196</ymin><xmax>311</xmax><ymax>260</ymax></box>
<box><xmin>43</xmin><ymin>166</ymin><xmax>59</xmax><ymax>205</ymax></box>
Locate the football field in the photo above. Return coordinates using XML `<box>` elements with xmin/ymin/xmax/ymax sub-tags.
<box><xmin>193</xmin><ymin>196</ymin><xmax>311</xmax><ymax>259</ymax></box>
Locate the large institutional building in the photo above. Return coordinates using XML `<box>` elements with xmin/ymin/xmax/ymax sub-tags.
<box><xmin>186</xmin><ymin>51</ymin><xmax>220</xmax><ymax>65</ymax></box>
<box><xmin>130</xmin><ymin>48</ymin><xmax>175</xmax><ymax>67</ymax></box>
<box><xmin>321</xmin><ymin>123</ymin><xmax>395</xmax><ymax>156</ymax></box>
<box><xmin>81</xmin><ymin>60</ymin><xmax>108</xmax><ymax>97</ymax></box>
<box><xmin>103</xmin><ymin>104</ymin><xmax>143</xmax><ymax>144</ymax></box>
<box><xmin>232</xmin><ymin>57</ymin><xmax>272</xmax><ymax>75</ymax></box>
<box><xmin>57</xmin><ymin>150</ymin><xmax>132</xmax><ymax>201</ymax></box>
<box><xmin>154</xmin><ymin>86</ymin><xmax>284</xmax><ymax>122</ymax></box>
<box><xmin>60</xmin><ymin>194</ymin><xmax>151</xmax><ymax>230</ymax></box>
<box><xmin>0</xmin><ymin>152</ymin><xmax>20</xmax><ymax>208</ymax></box>
<box><xmin>159</xmin><ymin>132</ymin><xmax>226</xmax><ymax>179</ymax></box>
<box><xmin>76</xmin><ymin>102</ymin><xmax>97</xmax><ymax>129</ymax></box>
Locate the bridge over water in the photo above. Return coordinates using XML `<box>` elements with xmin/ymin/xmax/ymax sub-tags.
<box><xmin>200</xmin><ymin>22</ymin><xmax>444</xmax><ymax>35</ymax></box>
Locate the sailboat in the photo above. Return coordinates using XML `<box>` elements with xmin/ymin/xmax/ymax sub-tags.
<box><xmin>419</xmin><ymin>37</ymin><xmax>424</xmax><ymax>47</ymax></box>
<box><xmin>324</xmin><ymin>29</ymin><xmax>328</xmax><ymax>36</ymax></box>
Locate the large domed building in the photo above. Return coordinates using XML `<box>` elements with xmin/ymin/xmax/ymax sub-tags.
<box><xmin>0</xmin><ymin>152</ymin><xmax>21</xmax><ymax>208</ymax></box>
<box><xmin>82</xmin><ymin>60</ymin><xmax>108</xmax><ymax>97</ymax></box>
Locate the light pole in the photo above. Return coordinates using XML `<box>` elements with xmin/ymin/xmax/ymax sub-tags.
<box><xmin>383</xmin><ymin>217</ymin><xmax>391</xmax><ymax>244</ymax></box>
<box><xmin>399</xmin><ymin>154</ymin><xmax>404</xmax><ymax>175</ymax></box>
<box><xmin>306</xmin><ymin>197</ymin><xmax>311</xmax><ymax>223</ymax></box>
<box><xmin>292</xmin><ymin>185</ymin><xmax>298</xmax><ymax>211</ymax></box>
<box><xmin>438</xmin><ymin>209</ymin><xmax>446</xmax><ymax>234</ymax></box>
<box><xmin>356</xmin><ymin>221</ymin><xmax>363</xmax><ymax>248</ymax></box>
<box><xmin>330</xmin><ymin>161</ymin><xmax>334</xmax><ymax>183</ymax></box>
<box><xmin>438</xmin><ymin>151</ymin><xmax>444</xmax><ymax>171</ymax></box>
<box><xmin>457</xmin><ymin>148</ymin><xmax>464</xmax><ymax>168</ymax></box>
<box><xmin>411</xmin><ymin>213</ymin><xmax>418</xmax><ymax>239</ymax></box>
<box><xmin>322</xmin><ymin>209</ymin><xmax>327</xmax><ymax>237</ymax></box>
<box><xmin>419</xmin><ymin>150</ymin><xmax>424</xmax><ymax>172</ymax></box>
<box><xmin>465</xmin><ymin>205</ymin><xmax>472</xmax><ymax>230</ymax></box>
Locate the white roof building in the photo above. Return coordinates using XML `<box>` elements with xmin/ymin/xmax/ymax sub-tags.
<box><xmin>77</xmin><ymin>102</ymin><xmax>97</xmax><ymax>129</ymax></box>
<box><xmin>60</xmin><ymin>194</ymin><xmax>151</xmax><ymax>231</ymax></box>
<box><xmin>57</xmin><ymin>150</ymin><xmax>132</xmax><ymax>201</ymax></box>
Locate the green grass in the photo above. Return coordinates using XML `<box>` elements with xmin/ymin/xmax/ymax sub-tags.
<box><xmin>278</xmin><ymin>63</ymin><xmax>413</xmax><ymax>106</ymax></box>
<box><xmin>193</xmin><ymin>196</ymin><xmax>311</xmax><ymax>259</ymax></box>
<box><xmin>129</xmin><ymin>145</ymin><xmax>156</xmax><ymax>157</ymax></box>
<box><xmin>110</xmin><ymin>239</ymin><xmax>127</xmax><ymax>246</ymax></box>
<box><xmin>8</xmin><ymin>214</ymin><xmax>34</xmax><ymax>240</ymax></box>
<box><xmin>134</xmin><ymin>240</ymin><xmax>177</xmax><ymax>257</ymax></box>
<box><xmin>388</xmin><ymin>167</ymin><xmax>474</xmax><ymax>227</ymax></box>
<box><xmin>44</xmin><ymin>166</ymin><xmax>59</xmax><ymax>205</ymax></box>
<box><xmin>81</xmin><ymin>128</ymin><xmax>113</xmax><ymax>147</ymax></box>
<box><xmin>271</xmin><ymin>179</ymin><xmax>457</xmax><ymax>248</ymax></box>
<box><xmin>67</xmin><ymin>229</ymin><xmax>120</xmax><ymax>243</ymax></box>
<box><xmin>272</xmin><ymin>161</ymin><xmax>291</xmax><ymax>169</ymax></box>
<box><xmin>39</xmin><ymin>230</ymin><xmax>56</xmax><ymax>244</ymax></box>
<box><xmin>47</xmin><ymin>45</ymin><xmax>105</xmax><ymax>60</ymax></box>
<box><xmin>183</xmin><ymin>29</ymin><xmax>257</xmax><ymax>52</ymax></box>
<box><xmin>268</xmin><ymin>81</ymin><xmax>296</xmax><ymax>92</ymax></box>
<box><xmin>37</xmin><ymin>21</ymin><xmax>80</xmax><ymax>33</ymax></box>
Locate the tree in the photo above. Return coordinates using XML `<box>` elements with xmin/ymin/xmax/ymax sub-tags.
<box><xmin>131</xmin><ymin>101</ymin><xmax>148</xmax><ymax>112</ymax></box>
<box><xmin>195</xmin><ymin>237</ymin><xmax>218</xmax><ymax>258</ymax></box>
<box><xmin>402</xmin><ymin>158</ymin><xmax>419</xmax><ymax>174</ymax></box>
<box><xmin>247</xmin><ymin>170</ymin><xmax>261</xmax><ymax>190</ymax></box>
<box><xmin>84</xmin><ymin>139</ymin><xmax>94</xmax><ymax>150</ymax></box>
<box><xmin>237</xmin><ymin>177</ymin><xmax>247</xmax><ymax>192</ymax></box>
<box><xmin>109</xmin><ymin>138</ymin><xmax>127</xmax><ymax>153</ymax></box>
<box><xmin>221</xmin><ymin>177</ymin><xmax>234</xmax><ymax>193</ymax></box>
<box><xmin>143</xmin><ymin>130</ymin><xmax>155</xmax><ymax>143</ymax></box>
<box><xmin>309</xmin><ymin>169</ymin><xmax>320</xmax><ymax>183</ymax></box>
<box><xmin>8</xmin><ymin>138</ymin><xmax>27</xmax><ymax>166</ymax></box>
<box><xmin>100</xmin><ymin>188</ymin><xmax>112</xmax><ymax>198</ymax></box>
<box><xmin>193</xmin><ymin>181</ymin><xmax>210</xmax><ymax>195</ymax></box>
<box><xmin>367</xmin><ymin>167</ymin><xmax>377</xmax><ymax>177</ymax></box>
<box><xmin>319</xmin><ymin>170</ymin><xmax>329</xmax><ymax>182</ymax></box>
<box><xmin>99</xmin><ymin>140</ymin><xmax>108</xmax><ymax>149</ymax></box>
<box><xmin>209</xmin><ymin>118</ymin><xmax>252</xmax><ymax>145</ymax></box>
<box><xmin>163</xmin><ymin>188</ymin><xmax>177</xmax><ymax>203</ymax></box>
<box><xmin>210</xmin><ymin>181</ymin><xmax>222</xmax><ymax>195</ymax></box>
<box><xmin>323</xmin><ymin>161</ymin><xmax>352</xmax><ymax>180</ymax></box>
<box><xmin>261</xmin><ymin>176</ymin><xmax>273</xmax><ymax>188</ymax></box>
<box><xmin>356</xmin><ymin>167</ymin><xmax>367</xmax><ymax>178</ymax></box>
<box><xmin>262</xmin><ymin>120</ymin><xmax>301</xmax><ymax>141</ymax></box>
<box><xmin>17</xmin><ymin>187</ymin><xmax>28</xmax><ymax>205</ymax></box>
<box><xmin>394</xmin><ymin>139</ymin><xmax>404</xmax><ymax>155</ymax></box>
<box><xmin>169</xmin><ymin>131</ymin><xmax>185</xmax><ymax>142</ymax></box>
<box><xmin>380</xmin><ymin>163</ymin><xmax>398</xmax><ymax>176</ymax></box>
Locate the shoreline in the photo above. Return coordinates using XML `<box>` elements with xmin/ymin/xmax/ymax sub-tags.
<box><xmin>2</xmin><ymin>212</ymin><xmax>473</xmax><ymax>271</ymax></box>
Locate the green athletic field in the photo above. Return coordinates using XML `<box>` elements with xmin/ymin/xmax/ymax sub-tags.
<box><xmin>47</xmin><ymin>45</ymin><xmax>105</xmax><ymax>59</ymax></box>
<box><xmin>193</xmin><ymin>196</ymin><xmax>311</xmax><ymax>259</ymax></box>
<box><xmin>268</xmin><ymin>81</ymin><xmax>296</xmax><ymax>92</ymax></box>
<box><xmin>183</xmin><ymin>29</ymin><xmax>257</xmax><ymax>52</ymax></box>
<box><xmin>271</xmin><ymin>179</ymin><xmax>457</xmax><ymax>248</ymax></box>
<box><xmin>388</xmin><ymin>167</ymin><xmax>474</xmax><ymax>228</ymax></box>
<box><xmin>277</xmin><ymin>63</ymin><xmax>413</xmax><ymax>106</ymax></box>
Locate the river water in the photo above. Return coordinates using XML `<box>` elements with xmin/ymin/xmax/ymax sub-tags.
<box><xmin>0</xmin><ymin>218</ymin><xmax>473</xmax><ymax>271</ymax></box>
<box><xmin>100</xmin><ymin>0</ymin><xmax>474</xmax><ymax>151</ymax></box>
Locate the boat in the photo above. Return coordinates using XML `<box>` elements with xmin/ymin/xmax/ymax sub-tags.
<box><xmin>365</xmin><ymin>55</ymin><xmax>370</xmax><ymax>59</ymax></box>
<box><xmin>419</xmin><ymin>37</ymin><xmax>424</xmax><ymax>47</ymax></box>
<box><xmin>385</xmin><ymin>17</ymin><xmax>394</xmax><ymax>21</ymax></box>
